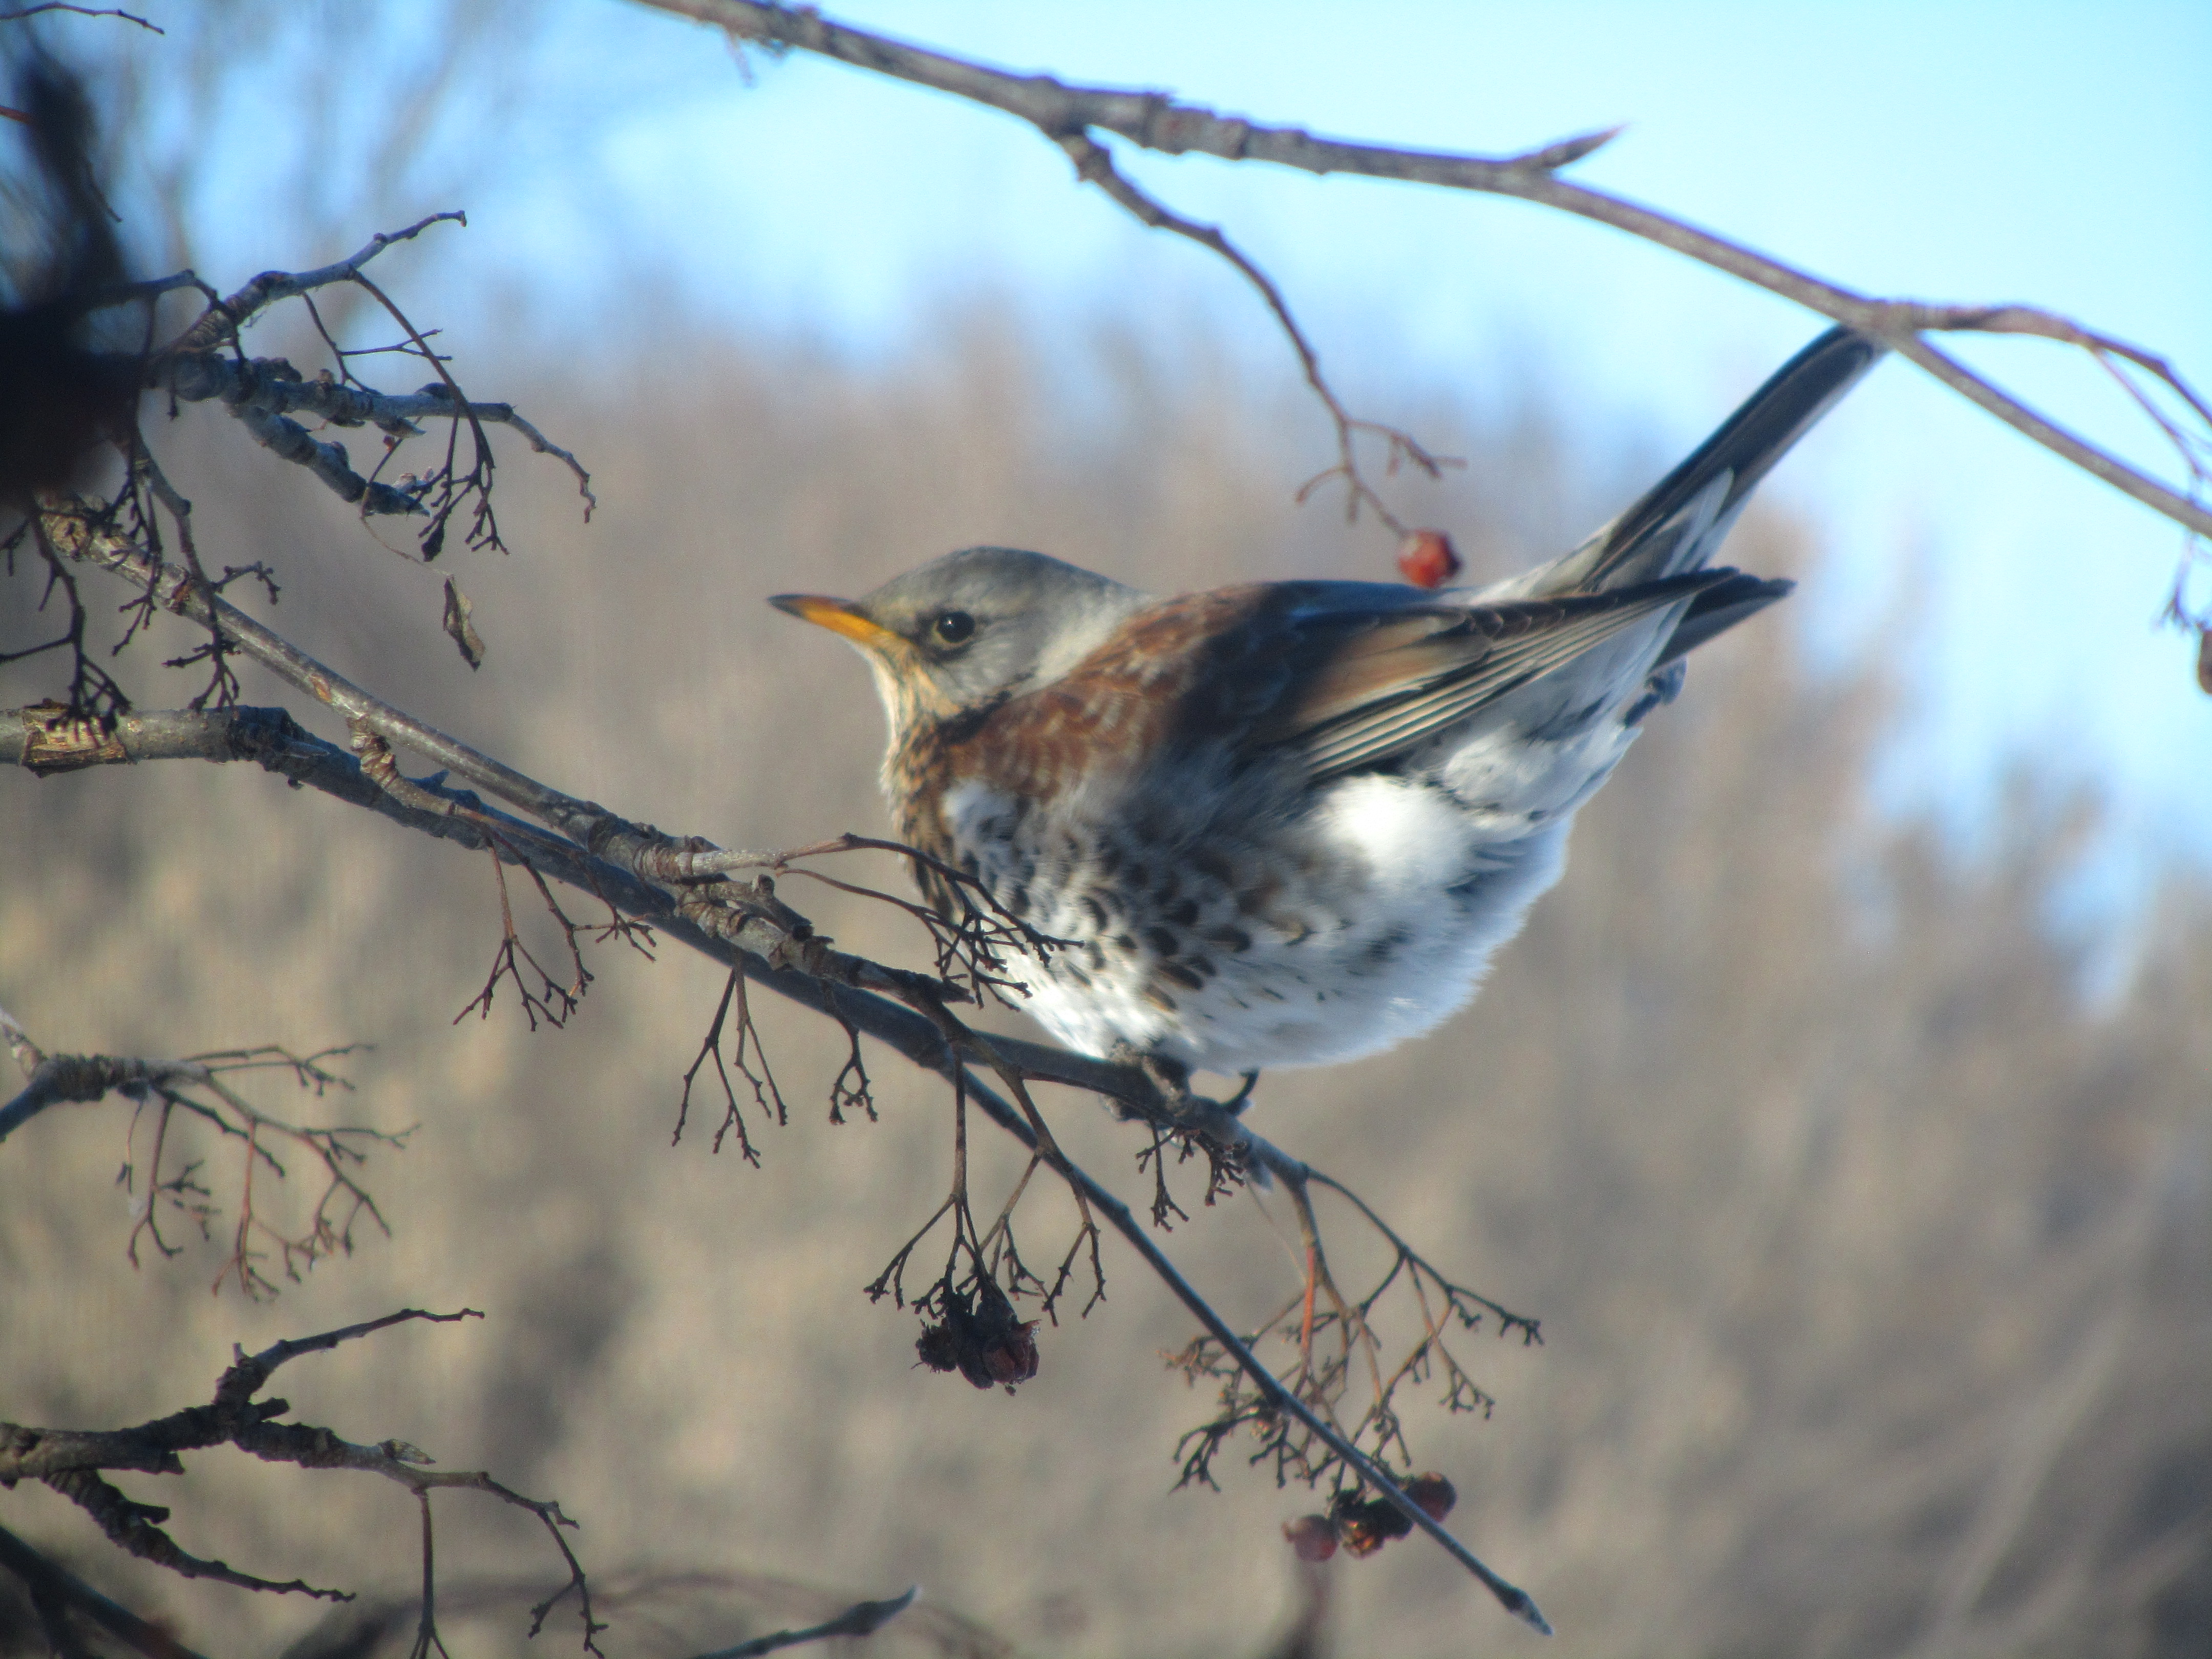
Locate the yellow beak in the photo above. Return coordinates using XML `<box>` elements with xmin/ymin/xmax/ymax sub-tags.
<box><xmin>769</xmin><ymin>593</ymin><xmax>903</xmax><ymax>654</ymax></box>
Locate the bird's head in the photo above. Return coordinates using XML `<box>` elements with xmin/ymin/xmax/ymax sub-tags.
<box><xmin>772</xmin><ymin>546</ymin><xmax>1149</xmax><ymax>741</ymax></box>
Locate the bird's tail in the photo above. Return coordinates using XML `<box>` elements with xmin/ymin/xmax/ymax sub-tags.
<box><xmin>1534</xmin><ymin>326</ymin><xmax>1887</xmax><ymax>600</ymax></box>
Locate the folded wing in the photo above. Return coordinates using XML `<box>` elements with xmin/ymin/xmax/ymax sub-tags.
<box><xmin>1257</xmin><ymin>570</ymin><xmax>1729</xmax><ymax>781</ymax></box>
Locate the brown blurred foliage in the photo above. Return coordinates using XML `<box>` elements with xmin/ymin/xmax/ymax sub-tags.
<box><xmin>3</xmin><ymin>311</ymin><xmax>2208</xmax><ymax>1659</ymax></box>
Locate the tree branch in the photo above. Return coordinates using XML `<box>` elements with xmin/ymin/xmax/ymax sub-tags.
<box><xmin>0</xmin><ymin>1310</ymin><xmax>610</xmax><ymax>1650</ymax></box>
<box><xmin>643</xmin><ymin>0</ymin><xmax>2212</xmax><ymax>541</ymax></box>
<box><xmin>686</xmin><ymin>1585</ymin><xmax>918</xmax><ymax>1659</ymax></box>
<box><xmin>157</xmin><ymin>212</ymin><xmax>466</xmax><ymax>356</ymax></box>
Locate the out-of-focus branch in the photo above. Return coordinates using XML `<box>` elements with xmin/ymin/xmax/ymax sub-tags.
<box><xmin>645</xmin><ymin>0</ymin><xmax>2212</xmax><ymax>543</ymax></box>
<box><xmin>687</xmin><ymin>1585</ymin><xmax>918</xmax><ymax>1659</ymax></box>
<box><xmin>149</xmin><ymin>358</ymin><xmax>597</xmax><ymax>520</ymax></box>
<box><xmin>0</xmin><ymin>997</ymin><xmax>395</xmax><ymax>1293</ymax></box>
<box><xmin>106</xmin><ymin>214</ymin><xmax>594</xmax><ymax>525</ymax></box>
<box><xmin>0</xmin><ymin>1310</ymin><xmax>606</xmax><ymax>1653</ymax></box>
<box><xmin>0</xmin><ymin>6</ymin><xmax>161</xmax><ymax>31</ymax></box>
<box><xmin>0</xmin><ymin>1524</ymin><xmax>209</xmax><ymax>1659</ymax></box>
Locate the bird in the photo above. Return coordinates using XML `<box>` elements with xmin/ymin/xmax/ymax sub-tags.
<box><xmin>773</xmin><ymin>326</ymin><xmax>1883</xmax><ymax>1082</ymax></box>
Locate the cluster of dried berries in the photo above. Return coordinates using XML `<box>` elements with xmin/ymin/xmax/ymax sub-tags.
<box><xmin>1283</xmin><ymin>1472</ymin><xmax>1457</xmax><ymax>1562</ymax></box>
<box><xmin>914</xmin><ymin>1275</ymin><xmax>1039</xmax><ymax>1393</ymax></box>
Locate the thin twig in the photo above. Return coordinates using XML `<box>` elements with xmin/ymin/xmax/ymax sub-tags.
<box><xmin>686</xmin><ymin>1585</ymin><xmax>919</xmax><ymax>1659</ymax></box>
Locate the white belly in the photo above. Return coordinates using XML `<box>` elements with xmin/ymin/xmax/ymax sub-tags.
<box><xmin>940</xmin><ymin>745</ymin><xmax>1603</xmax><ymax>1073</ymax></box>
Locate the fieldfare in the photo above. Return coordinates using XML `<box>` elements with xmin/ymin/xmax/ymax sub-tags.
<box><xmin>775</xmin><ymin>327</ymin><xmax>1882</xmax><ymax>1076</ymax></box>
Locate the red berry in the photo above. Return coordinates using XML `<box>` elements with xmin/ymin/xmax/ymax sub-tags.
<box><xmin>1396</xmin><ymin>529</ymin><xmax>1461</xmax><ymax>589</ymax></box>
<box><xmin>1405</xmin><ymin>1472</ymin><xmax>1457</xmax><ymax>1521</ymax></box>
<box><xmin>1284</xmin><ymin>1514</ymin><xmax>1338</xmax><ymax>1562</ymax></box>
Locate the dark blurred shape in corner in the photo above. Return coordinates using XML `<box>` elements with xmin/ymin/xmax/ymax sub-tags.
<box><xmin>0</xmin><ymin>36</ymin><xmax>140</xmax><ymax>503</ymax></box>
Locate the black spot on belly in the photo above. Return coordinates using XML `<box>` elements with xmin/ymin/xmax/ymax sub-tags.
<box><xmin>1113</xmin><ymin>934</ymin><xmax>1137</xmax><ymax>953</ymax></box>
<box><xmin>1005</xmin><ymin>884</ymin><xmax>1030</xmax><ymax>918</ymax></box>
<box><xmin>1081</xmin><ymin>894</ymin><xmax>1109</xmax><ymax>928</ymax></box>
<box><xmin>1361</xmin><ymin>926</ymin><xmax>1411</xmax><ymax>967</ymax></box>
<box><xmin>1058</xmin><ymin>962</ymin><xmax>1092</xmax><ymax>988</ymax></box>
<box><xmin>1144</xmin><ymin>926</ymin><xmax>1180</xmax><ymax>958</ymax></box>
<box><xmin>1143</xmin><ymin>985</ymin><xmax>1179</xmax><ymax>1012</ymax></box>
<box><xmin>1084</xmin><ymin>942</ymin><xmax>1105</xmax><ymax>969</ymax></box>
<box><xmin>1235</xmin><ymin>876</ymin><xmax>1282</xmax><ymax>918</ymax></box>
<box><xmin>1156</xmin><ymin>961</ymin><xmax>1204</xmax><ymax>991</ymax></box>
<box><xmin>1163</xmin><ymin>897</ymin><xmax>1199</xmax><ymax>927</ymax></box>
<box><xmin>1205</xmin><ymin>925</ymin><xmax>1252</xmax><ymax>953</ymax></box>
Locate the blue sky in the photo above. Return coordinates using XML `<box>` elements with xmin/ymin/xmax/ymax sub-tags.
<box><xmin>99</xmin><ymin>1</ymin><xmax>2212</xmax><ymax>888</ymax></box>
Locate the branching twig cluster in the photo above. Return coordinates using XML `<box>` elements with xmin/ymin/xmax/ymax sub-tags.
<box><xmin>3</xmin><ymin>194</ymin><xmax>593</xmax><ymax>711</ymax></box>
<box><xmin>0</xmin><ymin>1005</ymin><xmax>402</xmax><ymax>1299</ymax></box>
<box><xmin>1169</xmin><ymin>1164</ymin><xmax>1540</xmax><ymax>1509</ymax></box>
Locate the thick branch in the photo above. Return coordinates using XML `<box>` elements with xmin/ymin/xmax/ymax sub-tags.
<box><xmin>120</xmin><ymin>348</ymin><xmax>593</xmax><ymax>520</ymax></box>
<box><xmin>0</xmin><ymin>700</ymin><xmax>1545</xmax><ymax>1626</ymax></box>
<box><xmin>0</xmin><ymin>1049</ymin><xmax>210</xmax><ymax>1143</ymax></box>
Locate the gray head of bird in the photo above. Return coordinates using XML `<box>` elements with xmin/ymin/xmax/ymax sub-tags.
<box><xmin>772</xmin><ymin>545</ymin><xmax>1150</xmax><ymax>741</ymax></box>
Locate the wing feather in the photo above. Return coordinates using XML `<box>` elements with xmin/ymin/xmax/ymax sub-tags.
<box><xmin>1258</xmin><ymin>570</ymin><xmax>1728</xmax><ymax>780</ymax></box>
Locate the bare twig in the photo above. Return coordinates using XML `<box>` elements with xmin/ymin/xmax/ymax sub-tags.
<box><xmin>0</xmin><ymin>1002</ymin><xmax>397</xmax><ymax>1295</ymax></box>
<box><xmin>1052</xmin><ymin>130</ymin><xmax>1456</xmax><ymax>535</ymax></box>
<box><xmin>0</xmin><ymin>5</ymin><xmax>162</xmax><ymax>30</ymax></box>
<box><xmin>161</xmin><ymin>212</ymin><xmax>465</xmax><ymax>355</ymax></box>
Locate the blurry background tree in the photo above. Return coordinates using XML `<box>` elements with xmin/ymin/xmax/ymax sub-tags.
<box><xmin>3</xmin><ymin>3</ymin><xmax>2209</xmax><ymax>1657</ymax></box>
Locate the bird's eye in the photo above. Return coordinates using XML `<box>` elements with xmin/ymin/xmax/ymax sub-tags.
<box><xmin>931</xmin><ymin>610</ymin><xmax>976</xmax><ymax>646</ymax></box>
